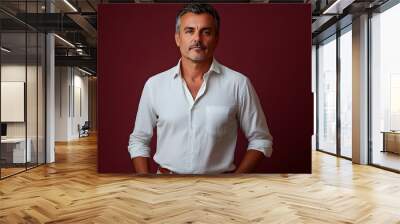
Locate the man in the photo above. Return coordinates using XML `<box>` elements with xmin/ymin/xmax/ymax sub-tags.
<box><xmin>128</xmin><ymin>3</ymin><xmax>273</xmax><ymax>174</ymax></box>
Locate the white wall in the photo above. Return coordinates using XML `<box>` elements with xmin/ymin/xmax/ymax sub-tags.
<box><xmin>312</xmin><ymin>45</ymin><xmax>317</xmax><ymax>150</ymax></box>
<box><xmin>72</xmin><ymin>73</ymin><xmax>89</xmax><ymax>138</ymax></box>
<box><xmin>1</xmin><ymin>65</ymin><xmax>26</xmax><ymax>134</ymax></box>
<box><xmin>55</xmin><ymin>67</ymin><xmax>89</xmax><ymax>141</ymax></box>
<box><xmin>1</xmin><ymin>65</ymin><xmax>41</xmax><ymax>137</ymax></box>
<box><xmin>55</xmin><ymin>66</ymin><xmax>70</xmax><ymax>141</ymax></box>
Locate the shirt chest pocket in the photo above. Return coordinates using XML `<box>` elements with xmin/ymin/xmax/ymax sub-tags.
<box><xmin>205</xmin><ymin>105</ymin><xmax>234</xmax><ymax>137</ymax></box>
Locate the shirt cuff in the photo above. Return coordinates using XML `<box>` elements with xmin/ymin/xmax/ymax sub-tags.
<box><xmin>128</xmin><ymin>147</ymin><xmax>151</xmax><ymax>159</ymax></box>
<box><xmin>247</xmin><ymin>139</ymin><xmax>273</xmax><ymax>157</ymax></box>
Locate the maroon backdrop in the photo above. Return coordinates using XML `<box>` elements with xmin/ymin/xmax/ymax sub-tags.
<box><xmin>98</xmin><ymin>3</ymin><xmax>312</xmax><ymax>173</ymax></box>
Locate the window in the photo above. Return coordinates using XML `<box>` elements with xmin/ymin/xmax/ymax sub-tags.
<box><xmin>339</xmin><ymin>28</ymin><xmax>352</xmax><ymax>158</ymax></box>
<box><xmin>317</xmin><ymin>35</ymin><xmax>337</xmax><ymax>154</ymax></box>
<box><xmin>370</xmin><ymin>2</ymin><xmax>400</xmax><ymax>171</ymax></box>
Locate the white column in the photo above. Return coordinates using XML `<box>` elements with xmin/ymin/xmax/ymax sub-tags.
<box><xmin>352</xmin><ymin>14</ymin><xmax>369</xmax><ymax>164</ymax></box>
<box><xmin>46</xmin><ymin>33</ymin><xmax>55</xmax><ymax>163</ymax></box>
<box><xmin>46</xmin><ymin>1</ymin><xmax>55</xmax><ymax>163</ymax></box>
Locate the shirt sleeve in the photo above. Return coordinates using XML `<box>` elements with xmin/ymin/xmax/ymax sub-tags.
<box><xmin>128</xmin><ymin>79</ymin><xmax>157</xmax><ymax>159</ymax></box>
<box><xmin>237</xmin><ymin>77</ymin><xmax>273</xmax><ymax>157</ymax></box>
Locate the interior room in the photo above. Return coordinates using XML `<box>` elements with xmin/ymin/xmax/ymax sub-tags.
<box><xmin>0</xmin><ymin>0</ymin><xmax>399</xmax><ymax>223</ymax></box>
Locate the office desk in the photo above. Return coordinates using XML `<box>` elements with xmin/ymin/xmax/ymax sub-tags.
<box><xmin>381</xmin><ymin>131</ymin><xmax>400</xmax><ymax>154</ymax></box>
<box><xmin>1</xmin><ymin>138</ymin><xmax>32</xmax><ymax>163</ymax></box>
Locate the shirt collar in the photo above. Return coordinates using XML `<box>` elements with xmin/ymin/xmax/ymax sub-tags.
<box><xmin>173</xmin><ymin>57</ymin><xmax>222</xmax><ymax>79</ymax></box>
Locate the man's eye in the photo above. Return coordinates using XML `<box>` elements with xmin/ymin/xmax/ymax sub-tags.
<box><xmin>185</xmin><ymin>30</ymin><xmax>193</xmax><ymax>34</ymax></box>
<box><xmin>203</xmin><ymin>30</ymin><xmax>213</xmax><ymax>35</ymax></box>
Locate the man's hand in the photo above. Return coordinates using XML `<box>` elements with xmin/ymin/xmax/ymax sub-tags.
<box><xmin>234</xmin><ymin>149</ymin><xmax>265</xmax><ymax>174</ymax></box>
<box><xmin>132</xmin><ymin>157</ymin><xmax>150</xmax><ymax>174</ymax></box>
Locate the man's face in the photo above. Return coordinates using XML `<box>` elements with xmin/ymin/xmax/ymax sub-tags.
<box><xmin>175</xmin><ymin>12</ymin><xmax>219</xmax><ymax>63</ymax></box>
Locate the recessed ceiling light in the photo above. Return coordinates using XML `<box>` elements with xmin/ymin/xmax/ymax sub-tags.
<box><xmin>322</xmin><ymin>0</ymin><xmax>354</xmax><ymax>14</ymax></box>
<box><xmin>77</xmin><ymin>67</ymin><xmax>93</xmax><ymax>76</ymax></box>
<box><xmin>54</xmin><ymin>34</ymin><xmax>75</xmax><ymax>48</ymax></box>
<box><xmin>63</xmin><ymin>0</ymin><xmax>78</xmax><ymax>12</ymax></box>
<box><xmin>1</xmin><ymin>47</ymin><xmax>11</xmax><ymax>53</ymax></box>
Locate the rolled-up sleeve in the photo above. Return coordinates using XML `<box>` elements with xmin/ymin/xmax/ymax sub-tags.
<box><xmin>128</xmin><ymin>79</ymin><xmax>157</xmax><ymax>159</ymax></box>
<box><xmin>238</xmin><ymin>77</ymin><xmax>273</xmax><ymax>157</ymax></box>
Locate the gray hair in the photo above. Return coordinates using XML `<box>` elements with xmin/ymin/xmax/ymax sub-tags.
<box><xmin>175</xmin><ymin>3</ymin><xmax>220</xmax><ymax>35</ymax></box>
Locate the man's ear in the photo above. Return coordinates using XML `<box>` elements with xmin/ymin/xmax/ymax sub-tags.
<box><xmin>175</xmin><ymin>32</ymin><xmax>180</xmax><ymax>47</ymax></box>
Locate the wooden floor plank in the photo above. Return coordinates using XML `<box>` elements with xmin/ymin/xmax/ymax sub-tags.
<box><xmin>0</xmin><ymin>134</ymin><xmax>400</xmax><ymax>223</ymax></box>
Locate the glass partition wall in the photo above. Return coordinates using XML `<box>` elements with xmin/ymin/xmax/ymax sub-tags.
<box><xmin>0</xmin><ymin>2</ymin><xmax>46</xmax><ymax>179</ymax></box>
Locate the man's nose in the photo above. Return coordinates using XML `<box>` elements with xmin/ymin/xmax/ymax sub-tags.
<box><xmin>193</xmin><ymin>31</ymin><xmax>201</xmax><ymax>41</ymax></box>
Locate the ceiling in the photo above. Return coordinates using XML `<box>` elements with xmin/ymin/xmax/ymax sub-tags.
<box><xmin>0</xmin><ymin>0</ymin><xmax>392</xmax><ymax>74</ymax></box>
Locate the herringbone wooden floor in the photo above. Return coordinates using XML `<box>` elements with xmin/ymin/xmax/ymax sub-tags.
<box><xmin>1</xmin><ymin>134</ymin><xmax>400</xmax><ymax>224</ymax></box>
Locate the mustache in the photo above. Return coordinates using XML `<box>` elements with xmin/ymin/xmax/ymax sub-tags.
<box><xmin>189</xmin><ymin>42</ymin><xmax>206</xmax><ymax>50</ymax></box>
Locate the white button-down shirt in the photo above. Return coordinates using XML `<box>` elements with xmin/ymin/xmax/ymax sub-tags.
<box><xmin>128</xmin><ymin>58</ymin><xmax>273</xmax><ymax>174</ymax></box>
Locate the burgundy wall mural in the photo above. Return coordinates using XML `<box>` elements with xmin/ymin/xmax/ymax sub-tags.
<box><xmin>98</xmin><ymin>3</ymin><xmax>312</xmax><ymax>173</ymax></box>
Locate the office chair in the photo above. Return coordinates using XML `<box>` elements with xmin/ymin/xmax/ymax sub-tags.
<box><xmin>79</xmin><ymin>121</ymin><xmax>90</xmax><ymax>138</ymax></box>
